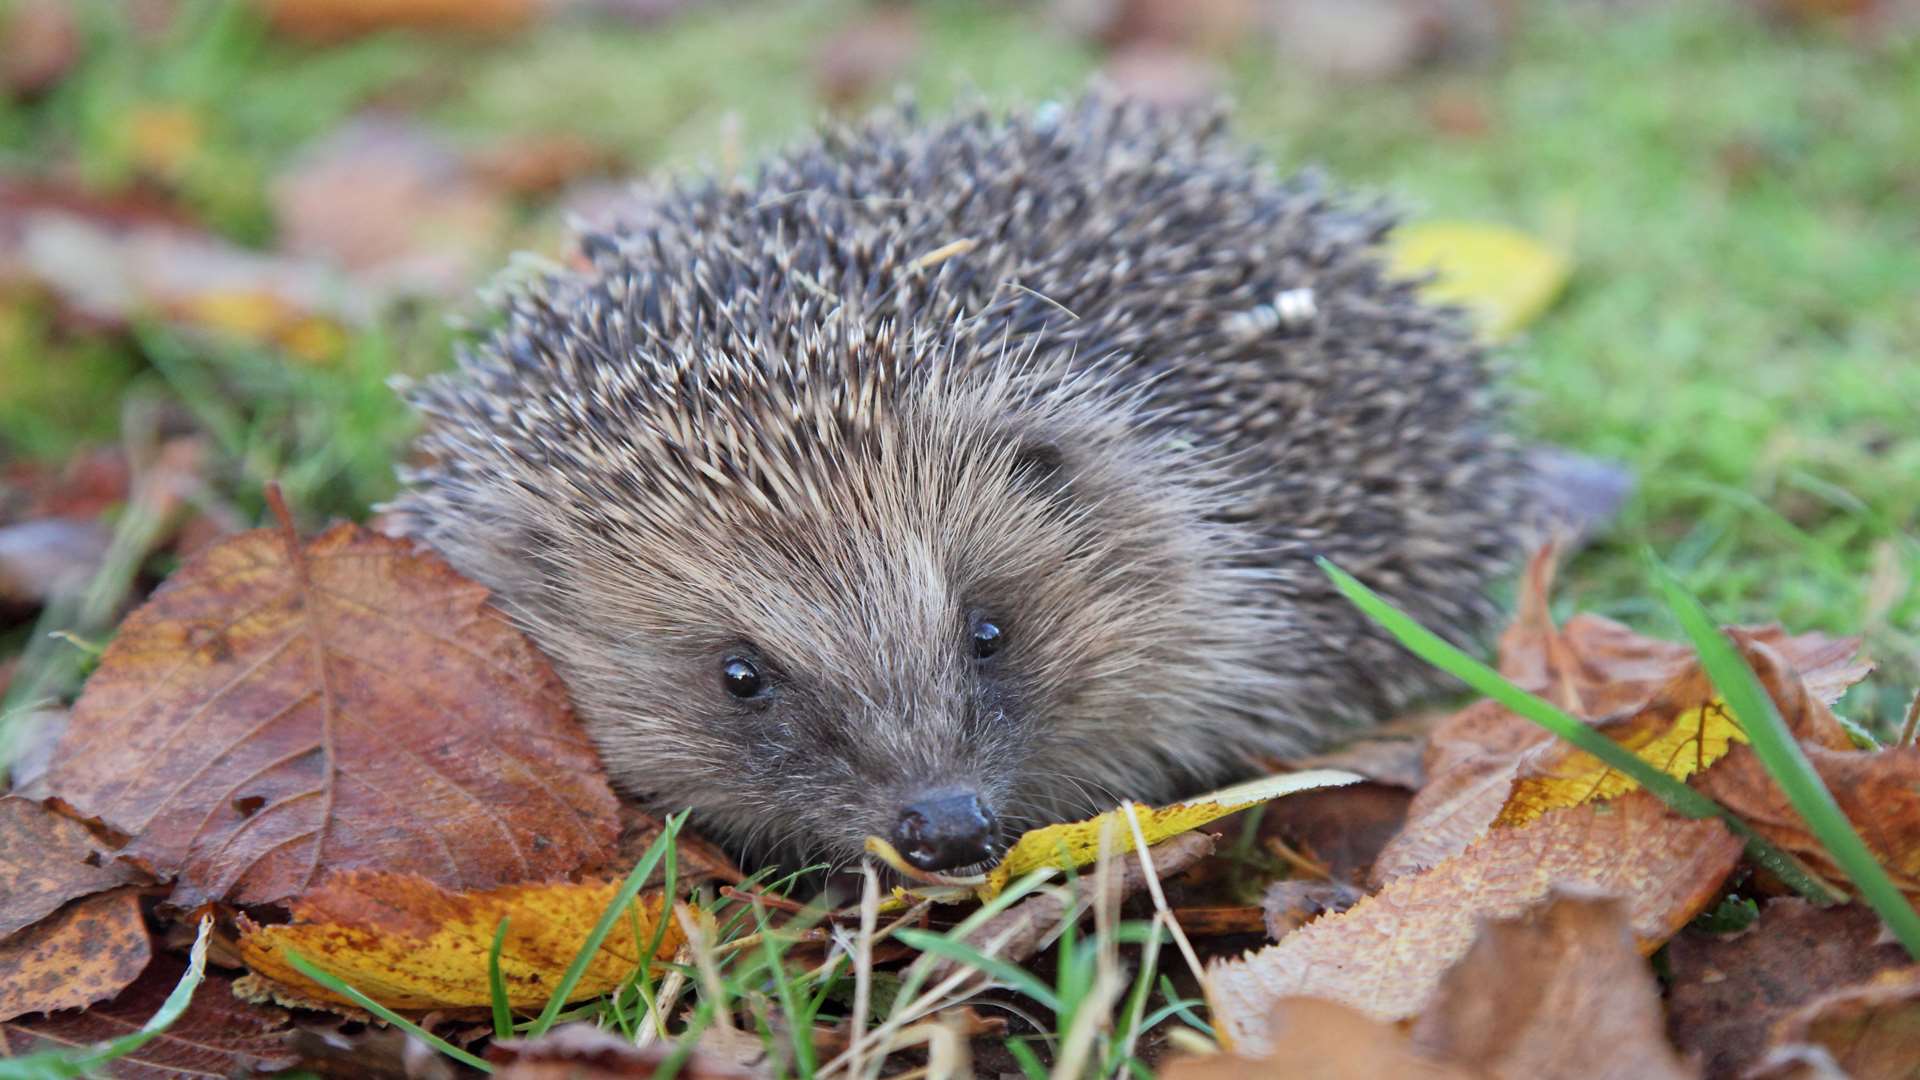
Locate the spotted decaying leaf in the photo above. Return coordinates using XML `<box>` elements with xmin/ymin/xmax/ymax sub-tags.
<box><xmin>1205</xmin><ymin>791</ymin><xmax>1742</xmax><ymax>1051</ymax></box>
<box><xmin>0</xmin><ymin>794</ymin><xmax>141</xmax><ymax>937</ymax></box>
<box><xmin>1</xmin><ymin>955</ymin><xmax>298</xmax><ymax>1079</ymax></box>
<box><xmin>237</xmin><ymin>870</ymin><xmax>685</xmax><ymax>1011</ymax></box>
<box><xmin>44</xmin><ymin>516</ymin><xmax>620</xmax><ymax>909</ymax></box>
<box><xmin>974</xmin><ymin>769</ymin><xmax>1361</xmax><ymax>899</ymax></box>
<box><xmin>0</xmin><ymin>887</ymin><xmax>150</xmax><ymax>1022</ymax></box>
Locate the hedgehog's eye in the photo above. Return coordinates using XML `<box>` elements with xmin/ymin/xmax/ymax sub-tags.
<box><xmin>721</xmin><ymin>656</ymin><xmax>765</xmax><ymax>698</ymax></box>
<box><xmin>971</xmin><ymin>617</ymin><xmax>1004</xmax><ymax>660</ymax></box>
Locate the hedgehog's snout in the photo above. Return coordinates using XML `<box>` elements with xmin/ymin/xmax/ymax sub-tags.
<box><xmin>892</xmin><ymin>788</ymin><xmax>998</xmax><ymax>872</ymax></box>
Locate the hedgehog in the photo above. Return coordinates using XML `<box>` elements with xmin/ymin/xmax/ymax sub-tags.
<box><xmin>390</xmin><ymin>95</ymin><xmax>1530</xmax><ymax>875</ymax></box>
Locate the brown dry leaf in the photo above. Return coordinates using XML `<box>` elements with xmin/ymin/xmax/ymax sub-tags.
<box><xmin>1</xmin><ymin>954</ymin><xmax>298</xmax><ymax>1077</ymax></box>
<box><xmin>1</xmin><ymin>444</ymin><xmax>131</xmax><ymax>525</ymax></box>
<box><xmin>813</xmin><ymin>8</ymin><xmax>920</xmax><ymax>107</ymax></box>
<box><xmin>616</xmin><ymin>804</ymin><xmax>742</xmax><ymax>888</ymax></box>
<box><xmin>1260</xmin><ymin>878</ymin><xmax>1363</xmax><ymax>940</ymax></box>
<box><xmin>272</xmin><ymin>116</ymin><xmax>508</xmax><ymax>298</ymax></box>
<box><xmin>237</xmin><ymin>870</ymin><xmax>683</xmax><ymax>1011</ymax></box>
<box><xmin>1371</xmin><ymin>744</ymin><xmax>1517</xmax><ymax>886</ymax></box>
<box><xmin>1160</xmin><ymin>996</ymin><xmax>1477</xmax><ymax>1080</ymax></box>
<box><xmin>1699</xmin><ymin>739</ymin><xmax>1920</xmax><ymax>899</ymax></box>
<box><xmin>0</xmin><ymin>795</ymin><xmax>141</xmax><ymax>936</ymax></box>
<box><xmin>259</xmin><ymin>0</ymin><xmax>542</xmax><ymax>41</ymax></box>
<box><xmin>1259</xmin><ymin>781</ymin><xmax>1413</xmax><ymax>885</ymax></box>
<box><xmin>1206</xmin><ymin>791</ymin><xmax>1742</xmax><ymax>1052</ymax></box>
<box><xmin>1051</xmin><ymin>0</ymin><xmax>1265</xmax><ymax>52</ymax></box>
<box><xmin>1410</xmin><ymin>893</ymin><xmax>1694</xmax><ymax>1080</ymax></box>
<box><xmin>490</xmin><ymin>1023</ymin><xmax>761</xmax><ymax>1079</ymax></box>
<box><xmin>1099</xmin><ymin>45</ymin><xmax>1227</xmax><ymax>109</ymax></box>
<box><xmin>1374</xmin><ymin>547</ymin><xmax>1868</xmax><ymax>885</ymax></box>
<box><xmin>466</xmin><ymin>133</ymin><xmax>622</xmax><ymax>198</ymax></box>
<box><xmin>46</xmin><ymin>514</ymin><xmax>619</xmax><ymax>909</ymax></box>
<box><xmin>1</xmin><ymin>0</ymin><xmax>80</xmax><ymax>97</ymax></box>
<box><xmin>1762</xmin><ymin>966</ymin><xmax>1920</xmax><ymax>1080</ymax></box>
<box><xmin>1665</xmin><ymin>899</ymin><xmax>1910</xmax><ymax>1077</ymax></box>
<box><xmin>0</xmin><ymin>887</ymin><xmax>150</xmax><ymax>1022</ymax></box>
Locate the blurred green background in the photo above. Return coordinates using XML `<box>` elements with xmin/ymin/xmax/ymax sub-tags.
<box><xmin>0</xmin><ymin>0</ymin><xmax>1915</xmax><ymax>728</ymax></box>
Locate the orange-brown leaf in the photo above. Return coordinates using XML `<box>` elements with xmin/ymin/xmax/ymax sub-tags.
<box><xmin>0</xmin><ymin>887</ymin><xmax>150</xmax><ymax>1021</ymax></box>
<box><xmin>1206</xmin><ymin>791</ymin><xmax>1741</xmax><ymax>1051</ymax></box>
<box><xmin>46</xmin><ymin>520</ymin><xmax>619</xmax><ymax>909</ymax></box>
<box><xmin>237</xmin><ymin>870</ymin><xmax>684</xmax><ymax>1011</ymax></box>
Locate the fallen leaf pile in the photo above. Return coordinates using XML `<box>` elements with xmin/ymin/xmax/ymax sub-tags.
<box><xmin>1184</xmin><ymin>548</ymin><xmax>1920</xmax><ymax>1077</ymax></box>
<box><xmin>0</xmin><ymin>493</ymin><xmax>726</xmax><ymax>1073</ymax></box>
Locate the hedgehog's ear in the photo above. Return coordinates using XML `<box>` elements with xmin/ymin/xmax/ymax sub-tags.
<box><xmin>1010</xmin><ymin>440</ymin><xmax>1072</xmax><ymax>502</ymax></box>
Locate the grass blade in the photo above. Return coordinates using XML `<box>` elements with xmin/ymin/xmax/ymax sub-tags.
<box><xmin>529</xmin><ymin>809</ymin><xmax>687</xmax><ymax>1037</ymax></box>
<box><xmin>1317</xmin><ymin>556</ymin><xmax>1843</xmax><ymax>904</ymax></box>
<box><xmin>284</xmin><ymin>950</ymin><xmax>494</xmax><ymax>1073</ymax></box>
<box><xmin>1651</xmin><ymin>560</ymin><xmax>1920</xmax><ymax>959</ymax></box>
<box><xmin>892</xmin><ymin>929</ymin><xmax>1064</xmax><ymax>1012</ymax></box>
<box><xmin>1004</xmin><ymin>1037</ymin><xmax>1049</xmax><ymax>1080</ymax></box>
<box><xmin>487</xmin><ymin>917</ymin><xmax>513</xmax><ymax>1041</ymax></box>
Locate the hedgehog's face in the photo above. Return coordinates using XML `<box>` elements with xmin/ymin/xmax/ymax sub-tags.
<box><xmin>436</xmin><ymin>369</ymin><xmax>1295</xmax><ymax>875</ymax></box>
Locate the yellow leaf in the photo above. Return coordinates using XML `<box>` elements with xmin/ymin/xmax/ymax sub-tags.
<box><xmin>124</xmin><ymin>104</ymin><xmax>204</xmax><ymax>177</ymax></box>
<box><xmin>977</xmin><ymin>769</ymin><xmax>1361</xmax><ymax>900</ymax></box>
<box><xmin>237</xmin><ymin>871</ymin><xmax>681</xmax><ymax>1011</ymax></box>
<box><xmin>174</xmin><ymin>290</ymin><xmax>347</xmax><ymax>363</ymax></box>
<box><xmin>1387</xmin><ymin>221</ymin><xmax>1570</xmax><ymax>339</ymax></box>
<box><xmin>1494</xmin><ymin>697</ymin><xmax>1747</xmax><ymax>828</ymax></box>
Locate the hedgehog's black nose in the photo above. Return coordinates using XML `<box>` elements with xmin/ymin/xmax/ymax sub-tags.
<box><xmin>893</xmin><ymin>789</ymin><xmax>997</xmax><ymax>872</ymax></box>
